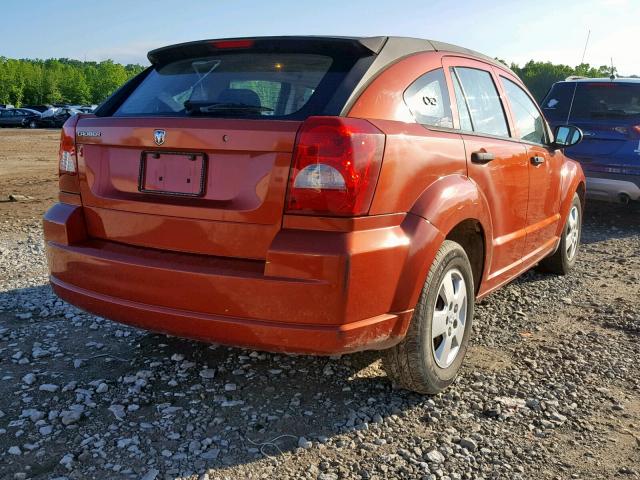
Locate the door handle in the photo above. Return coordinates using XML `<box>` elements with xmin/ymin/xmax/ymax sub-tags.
<box><xmin>471</xmin><ymin>151</ymin><xmax>494</xmax><ymax>164</ymax></box>
<box><xmin>531</xmin><ymin>156</ymin><xmax>545</xmax><ymax>166</ymax></box>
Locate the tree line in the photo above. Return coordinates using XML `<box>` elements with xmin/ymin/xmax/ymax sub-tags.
<box><xmin>0</xmin><ymin>56</ymin><xmax>636</xmax><ymax>108</ymax></box>
<box><xmin>0</xmin><ymin>58</ymin><xmax>144</xmax><ymax>107</ymax></box>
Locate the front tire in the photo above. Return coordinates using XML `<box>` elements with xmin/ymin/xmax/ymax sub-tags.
<box><xmin>537</xmin><ymin>193</ymin><xmax>582</xmax><ymax>275</ymax></box>
<box><xmin>382</xmin><ymin>240</ymin><xmax>474</xmax><ymax>394</ymax></box>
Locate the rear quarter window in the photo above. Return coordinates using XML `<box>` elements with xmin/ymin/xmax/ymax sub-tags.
<box><xmin>403</xmin><ymin>68</ymin><xmax>453</xmax><ymax>128</ymax></box>
<box><xmin>113</xmin><ymin>53</ymin><xmax>337</xmax><ymax>119</ymax></box>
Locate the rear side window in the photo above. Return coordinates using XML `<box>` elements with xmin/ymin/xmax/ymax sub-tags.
<box><xmin>404</xmin><ymin>69</ymin><xmax>453</xmax><ymax>128</ymax></box>
<box><xmin>541</xmin><ymin>82</ymin><xmax>573</xmax><ymax>122</ymax></box>
<box><xmin>114</xmin><ymin>53</ymin><xmax>335</xmax><ymax>118</ymax></box>
<box><xmin>501</xmin><ymin>77</ymin><xmax>547</xmax><ymax>144</ymax></box>
<box><xmin>543</xmin><ymin>82</ymin><xmax>640</xmax><ymax>121</ymax></box>
<box><xmin>451</xmin><ymin>67</ymin><xmax>510</xmax><ymax>137</ymax></box>
<box><xmin>451</xmin><ymin>71</ymin><xmax>473</xmax><ymax>131</ymax></box>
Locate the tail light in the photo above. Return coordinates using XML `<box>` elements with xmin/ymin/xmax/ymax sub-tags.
<box><xmin>285</xmin><ymin>117</ymin><xmax>385</xmax><ymax>216</ymax></box>
<box><xmin>59</xmin><ymin>116</ymin><xmax>79</xmax><ymax>175</ymax></box>
<box><xmin>58</xmin><ymin>115</ymin><xmax>81</xmax><ymax>194</ymax></box>
<box><xmin>632</xmin><ymin>125</ymin><xmax>640</xmax><ymax>138</ymax></box>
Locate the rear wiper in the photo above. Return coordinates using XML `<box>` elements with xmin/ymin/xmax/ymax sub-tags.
<box><xmin>184</xmin><ymin>100</ymin><xmax>273</xmax><ymax>115</ymax></box>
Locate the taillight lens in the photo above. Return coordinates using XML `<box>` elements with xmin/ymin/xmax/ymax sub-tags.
<box><xmin>59</xmin><ymin>119</ymin><xmax>77</xmax><ymax>175</ymax></box>
<box><xmin>632</xmin><ymin>125</ymin><xmax>640</xmax><ymax>138</ymax></box>
<box><xmin>286</xmin><ymin>117</ymin><xmax>385</xmax><ymax>216</ymax></box>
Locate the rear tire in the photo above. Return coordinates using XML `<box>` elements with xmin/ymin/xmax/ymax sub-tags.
<box><xmin>382</xmin><ymin>240</ymin><xmax>474</xmax><ymax>394</ymax></box>
<box><xmin>29</xmin><ymin>120</ymin><xmax>38</xmax><ymax>129</ymax></box>
<box><xmin>537</xmin><ymin>193</ymin><xmax>582</xmax><ymax>275</ymax></box>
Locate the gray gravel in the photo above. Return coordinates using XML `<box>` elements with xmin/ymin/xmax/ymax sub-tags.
<box><xmin>0</xmin><ymin>201</ymin><xmax>638</xmax><ymax>480</ymax></box>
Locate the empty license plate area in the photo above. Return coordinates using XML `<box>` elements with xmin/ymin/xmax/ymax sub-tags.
<box><xmin>139</xmin><ymin>151</ymin><xmax>207</xmax><ymax>197</ymax></box>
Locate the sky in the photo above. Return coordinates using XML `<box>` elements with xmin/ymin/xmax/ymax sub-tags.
<box><xmin>1</xmin><ymin>0</ymin><xmax>638</xmax><ymax>75</ymax></box>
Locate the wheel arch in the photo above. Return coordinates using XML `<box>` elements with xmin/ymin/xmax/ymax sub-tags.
<box><xmin>444</xmin><ymin>219</ymin><xmax>485</xmax><ymax>295</ymax></box>
<box><xmin>556</xmin><ymin>159</ymin><xmax>587</xmax><ymax>237</ymax></box>
<box><xmin>576</xmin><ymin>180</ymin><xmax>586</xmax><ymax>210</ymax></box>
<box><xmin>391</xmin><ymin>175</ymin><xmax>493</xmax><ymax>314</ymax></box>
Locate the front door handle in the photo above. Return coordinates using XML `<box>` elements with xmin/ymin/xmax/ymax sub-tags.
<box><xmin>471</xmin><ymin>151</ymin><xmax>495</xmax><ymax>164</ymax></box>
<box><xmin>531</xmin><ymin>156</ymin><xmax>545</xmax><ymax>166</ymax></box>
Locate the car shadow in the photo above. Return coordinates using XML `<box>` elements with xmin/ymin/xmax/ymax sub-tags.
<box><xmin>0</xmin><ymin>283</ymin><xmax>430</xmax><ymax>478</ymax></box>
<box><xmin>474</xmin><ymin>199</ymin><xmax>639</xmax><ymax>292</ymax></box>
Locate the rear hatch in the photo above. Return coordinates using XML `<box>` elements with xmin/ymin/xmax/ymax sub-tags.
<box><xmin>75</xmin><ymin>37</ymin><xmax>382</xmax><ymax>259</ymax></box>
<box><xmin>542</xmin><ymin>81</ymin><xmax>640</xmax><ymax>174</ymax></box>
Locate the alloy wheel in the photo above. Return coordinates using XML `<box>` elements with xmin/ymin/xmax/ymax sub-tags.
<box><xmin>431</xmin><ymin>268</ymin><xmax>467</xmax><ymax>368</ymax></box>
<box><xmin>565</xmin><ymin>205</ymin><xmax>580</xmax><ymax>261</ymax></box>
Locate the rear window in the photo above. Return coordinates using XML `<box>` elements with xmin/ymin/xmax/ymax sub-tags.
<box><xmin>114</xmin><ymin>53</ymin><xmax>338</xmax><ymax>119</ymax></box>
<box><xmin>542</xmin><ymin>82</ymin><xmax>640</xmax><ymax>122</ymax></box>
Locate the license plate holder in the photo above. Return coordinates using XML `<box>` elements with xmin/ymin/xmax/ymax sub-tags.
<box><xmin>139</xmin><ymin>151</ymin><xmax>207</xmax><ymax>197</ymax></box>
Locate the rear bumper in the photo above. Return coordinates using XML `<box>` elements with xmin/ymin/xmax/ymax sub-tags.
<box><xmin>43</xmin><ymin>203</ymin><xmax>441</xmax><ymax>354</ymax></box>
<box><xmin>50</xmin><ymin>276</ymin><xmax>411</xmax><ymax>354</ymax></box>
<box><xmin>586</xmin><ymin>174</ymin><xmax>640</xmax><ymax>202</ymax></box>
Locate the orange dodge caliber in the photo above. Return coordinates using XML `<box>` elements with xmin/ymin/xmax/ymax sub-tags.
<box><xmin>44</xmin><ymin>37</ymin><xmax>585</xmax><ymax>393</ymax></box>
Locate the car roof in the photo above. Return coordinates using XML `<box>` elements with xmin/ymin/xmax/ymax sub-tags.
<box><xmin>148</xmin><ymin>35</ymin><xmax>513</xmax><ymax>74</ymax></box>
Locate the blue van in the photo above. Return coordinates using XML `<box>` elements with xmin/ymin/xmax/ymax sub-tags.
<box><xmin>542</xmin><ymin>78</ymin><xmax>640</xmax><ymax>204</ymax></box>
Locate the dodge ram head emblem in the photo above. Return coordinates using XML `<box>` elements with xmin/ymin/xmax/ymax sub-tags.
<box><xmin>153</xmin><ymin>129</ymin><xmax>166</xmax><ymax>146</ymax></box>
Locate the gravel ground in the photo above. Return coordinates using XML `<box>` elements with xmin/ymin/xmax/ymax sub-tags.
<box><xmin>0</xmin><ymin>130</ymin><xmax>638</xmax><ymax>479</ymax></box>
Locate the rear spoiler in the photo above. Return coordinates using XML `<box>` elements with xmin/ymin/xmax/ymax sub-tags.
<box><xmin>147</xmin><ymin>36</ymin><xmax>388</xmax><ymax>65</ymax></box>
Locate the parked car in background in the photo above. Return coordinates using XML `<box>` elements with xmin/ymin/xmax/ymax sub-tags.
<box><xmin>37</xmin><ymin>106</ymin><xmax>80</xmax><ymax>128</ymax></box>
<box><xmin>18</xmin><ymin>108</ymin><xmax>43</xmax><ymax>128</ymax></box>
<box><xmin>0</xmin><ymin>108</ymin><xmax>41</xmax><ymax>128</ymax></box>
<box><xmin>543</xmin><ymin>78</ymin><xmax>640</xmax><ymax>204</ymax></box>
<box><xmin>75</xmin><ymin>106</ymin><xmax>96</xmax><ymax>114</ymax></box>
<box><xmin>44</xmin><ymin>36</ymin><xmax>585</xmax><ymax>394</ymax></box>
<box><xmin>22</xmin><ymin>104</ymin><xmax>53</xmax><ymax>113</ymax></box>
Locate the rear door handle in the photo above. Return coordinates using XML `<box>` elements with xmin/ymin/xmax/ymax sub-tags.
<box><xmin>470</xmin><ymin>151</ymin><xmax>494</xmax><ymax>164</ymax></box>
<box><xmin>531</xmin><ymin>156</ymin><xmax>545</xmax><ymax>166</ymax></box>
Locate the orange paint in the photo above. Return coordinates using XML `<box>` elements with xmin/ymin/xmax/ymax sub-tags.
<box><xmin>43</xmin><ymin>41</ymin><xmax>584</xmax><ymax>354</ymax></box>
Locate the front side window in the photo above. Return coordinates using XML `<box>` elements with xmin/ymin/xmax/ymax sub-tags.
<box><xmin>451</xmin><ymin>67</ymin><xmax>509</xmax><ymax>137</ymax></box>
<box><xmin>501</xmin><ymin>77</ymin><xmax>547</xmax><ymax>145</ymax></box>
<box><xmin>404</xmin><ymin>68</ymin><xmax>453</xmax><ymax>128</ymax></box>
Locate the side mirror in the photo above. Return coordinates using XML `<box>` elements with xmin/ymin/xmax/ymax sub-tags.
<box><xmin>552</xmin><ymin>125</ymin><xmax>583</xmax><ymax>149</ymax></box>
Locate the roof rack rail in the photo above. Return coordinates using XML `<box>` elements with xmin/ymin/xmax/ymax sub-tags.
<box><xmin>565</xmin><ymin>75</ymin><xmax>588</xmax><ymax>81</ymax></box>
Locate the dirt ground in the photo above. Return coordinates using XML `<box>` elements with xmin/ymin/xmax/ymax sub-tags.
<box><xmin>0</xmin><ymin>129</ymin><xmax>60</xmax><ymax>223</ymax></box>
<box><xmin>0</xmin><ymin>130</ymin><xmax>638</xmax><ymax>480</ymax></box>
